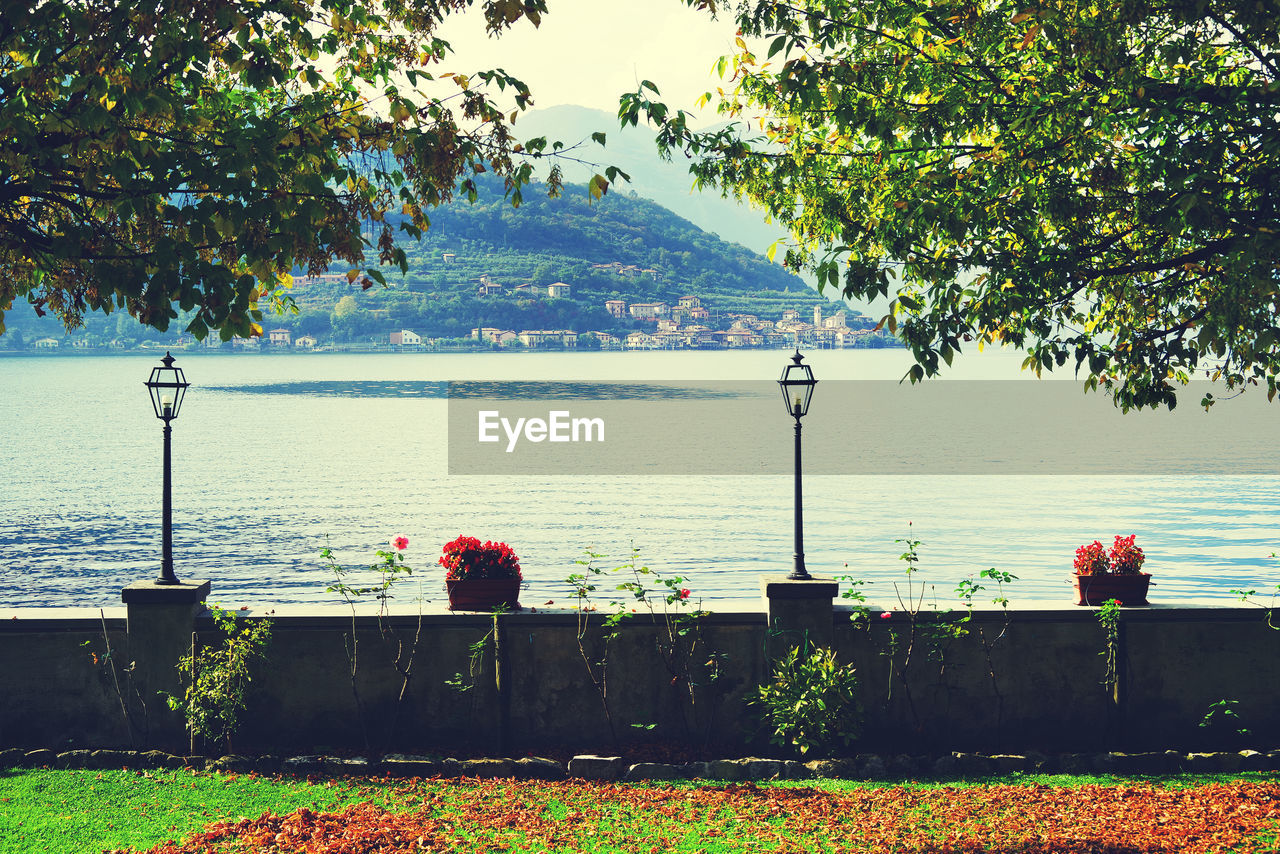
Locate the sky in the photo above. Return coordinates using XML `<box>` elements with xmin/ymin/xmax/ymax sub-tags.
<box><xmin>433</xmin><ymin>0</ymin><xmax>742</xmax><ymax>117</ymax></box>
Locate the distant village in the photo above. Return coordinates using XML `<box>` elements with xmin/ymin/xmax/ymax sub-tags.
<box><xmin>405</xmin><ymin>264</ymin><xmax>882</xmax><ymax>351</ymax></box>
<box><xmin>465</xmin><ymin>289</ymin><xmax>881</xmax><ymax>351</ymax></box>
<box><xmin>13</xmin><ymin>262</ymin><xmax>890</xmax><ymax>353</ymax></box>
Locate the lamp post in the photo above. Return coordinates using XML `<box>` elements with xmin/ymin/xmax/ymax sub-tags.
<box><xmin>144</xmin><ymin>352</ymin><xmax>190</xmax><ymax>585</ymax></box>
<box><xmin>778</xmin><ymin>349</ymin><xmax>817</xmax><ymax>581</ymax></box>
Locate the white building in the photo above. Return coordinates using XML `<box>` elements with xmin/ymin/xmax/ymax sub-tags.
<box><xmin>517</xmin><ymin>330</ymin><xmax>577</xmax><ymax>348</ymax></box>
<box><xmin>629</xmin><ymin>302</ymin><xmax>670</xmax><ymax>319</ymax></box>
<box><xmin>390</xmin><ymin>330</ymin><xmax>422</xmax><ymax>346</ymax></box>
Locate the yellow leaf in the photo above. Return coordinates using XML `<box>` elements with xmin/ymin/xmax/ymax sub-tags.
<box><xmin>588</xmin><ymin>174</ymin><xmax>608</xmax><ymax>200</ymax></box>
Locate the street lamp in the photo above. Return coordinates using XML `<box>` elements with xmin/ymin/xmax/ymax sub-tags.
<box><xmin>778</xmin><ymin>350</ymin><xmax>817</xmax><ymax>580</ymax></box>
<box><xmin>144</xmin><ymin>352</ymin><xmax>190</xmax><ymax>585</ymax></box>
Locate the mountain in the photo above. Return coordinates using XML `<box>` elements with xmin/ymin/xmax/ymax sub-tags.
<box><xmin>2</xmin><ymin>163</ymin><xmax>880</xmax><ymax>349</ymax></box>
<box><xmin>512</xmin><ymin>105</ymin><xmax>789</xmax><ymax>255</ymax></box>
<box><xmin>295</xmin><ymin>172</ymin><xmax>870</xmax><ymax>342</ymax></box>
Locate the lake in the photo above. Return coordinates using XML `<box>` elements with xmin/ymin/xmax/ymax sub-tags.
<box><xmin>1</xmin><ymin>349</ymin><xmax>1277</xmax><ymax>609</ymax></box>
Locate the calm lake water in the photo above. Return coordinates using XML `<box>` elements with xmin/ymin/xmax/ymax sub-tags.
<box><xmin>1</xmin><ymin>350</ymin><xmax>1277</xmax><ymax>609</ymax></box>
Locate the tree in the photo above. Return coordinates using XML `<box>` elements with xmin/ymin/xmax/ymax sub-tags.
<box><xmin>2</xmin><ymin>0</ymin><xmax>624</xmax><ymax>340</ymax></box>
<box><xmin>294</xmin><ymin>308</ymin><xmax>333</xmax><ymax>337</ymax></box>
<box><xmin>625</xmin><ymin>0</ymin><xmax>1280</xmax><ymax>409</ymax></box>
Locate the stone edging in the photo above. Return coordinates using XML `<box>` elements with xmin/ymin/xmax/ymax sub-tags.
<box><xmin>3</xmin><ymin>748</ymin><xmax>1279</xmax><ymax>780</ymax></box>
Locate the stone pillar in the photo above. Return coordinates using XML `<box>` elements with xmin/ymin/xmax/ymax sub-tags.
<box><xmin>760</xmin><ymin>576</ymin><xmax>839</xmax><ymax>654</ymax></box>
<box><xmin>121</xmin><ymin>579</ymin><xmax>210</xmax><ymax>751</ymax></box>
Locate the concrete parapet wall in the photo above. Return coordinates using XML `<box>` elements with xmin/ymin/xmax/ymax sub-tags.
<box><xmin>2</xmin><ymin>602</ymin><xmax>1278</xmax><ymax>754</ymax></box>
<box><xmin>220</xmin><ymin>610</ymin><xmax>771</xmax><ymax>755</ymax></box>
<box><xmin>0</xmin><ymin>613</ymin><xmax>132</xmax><ymax>749</ymax></box>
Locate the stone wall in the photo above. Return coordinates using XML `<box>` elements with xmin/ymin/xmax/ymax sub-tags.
<box><xmin>0</xmin><ymin>613</ymin><xmax>132</xmax><ymax>748</ymax></box>
<box><xmin>2</xmin><ymin>584</ymin><xmax>1279</xmax><ymax>756</ymax></box>
<box><xmin>842</xmin><ymin>606</ymin><xmax>1280</xmax><ymax>753</ymax></box>
<box><xmin>222</xmin><ymin>610</ymin><xmax>770</xmax><ymax>756</ymax></box>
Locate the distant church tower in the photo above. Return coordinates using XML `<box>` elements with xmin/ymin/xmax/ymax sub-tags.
<box><xmin>813</xmin><ymin>305</ymin><xmax>822</xmax><ymax>327</ymax></box>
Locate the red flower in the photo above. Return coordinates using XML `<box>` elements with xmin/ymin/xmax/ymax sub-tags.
<box><xmin>390</xmin><ymin>535</ymin><xmax>409</xmax><ymax>551</ymax></box>
<box><xmin>880</xmin><ymin>611</ymin><xmax>892</xmax><ymax>620</ymax></box>
<box><xmin>439</xmin><ymin>536</ymin><xmax>521</xmax><ymax>581</ymax></box>
<box><xmin>678</xmin><ymin>588</ymin><xmax>691</xmax><ymax>600</ymax></box>
<box><xmin>1108</xmin><ymin>535</ymin><xmax>1145</xmax><ymax>575</ymax></box>
<box><xmin>1073</xmin><ymin>540</ymin><xmax>1109</xmax><ymax>575</ymax></box>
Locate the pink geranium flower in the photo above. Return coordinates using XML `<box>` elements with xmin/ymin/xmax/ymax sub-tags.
<box><xmin>880</xmin><ymin>611</ymin><xmax>892</xmax><ymax>620</ymax></box>
<box><xmin>390</xmin><ymin>535</ymin><xmax>409</xmax><ymax>551</ymax></box>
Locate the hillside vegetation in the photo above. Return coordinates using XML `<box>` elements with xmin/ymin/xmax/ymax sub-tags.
<box><xmin>5</xmin><ymin>176</ymin><xmax>867</xmax><ymax>346</ymax></box>
<box><xmin>294</xmin><ymin>174</ymin><xmax>862</xmax><ymax>342</ymax></box>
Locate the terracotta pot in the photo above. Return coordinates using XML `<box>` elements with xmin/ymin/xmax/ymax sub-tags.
<box><xmin>1072</xmin><ymin>572</ymin><xmax>1151</xmax><ymax>606</ymax></box>
<box><xmin>446</xmin><ymin>577</ymin><xmax>522</xmax><ymax>611</ymax></box>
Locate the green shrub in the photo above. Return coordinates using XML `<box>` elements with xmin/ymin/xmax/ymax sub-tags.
<box><xmin>750</xmin><ymin>645</ymin><xmax>861</xmax><ymax>757</ymax></box>
<box><xmin>165</xmin><ymin>606</ymin><xmax>272</xmax><ymax>752</ymax></box>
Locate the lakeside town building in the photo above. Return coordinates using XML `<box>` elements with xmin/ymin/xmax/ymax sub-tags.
<box><xmin>389</xmin><ymin>330</ymin><xmax>422</xmax><ymax>346</ymax></box>
<box><xmin>517</xmin><ymin>330</ymin><xmax>578</xmax><ymax>348</ymax></box>
<box><xmin>629</xmin><ymin>302</ymin><xmax>670</xmax><ymax>319</ymax></box>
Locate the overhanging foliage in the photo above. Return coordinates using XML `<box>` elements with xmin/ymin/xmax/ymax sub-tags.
<box><xmin>0</xmin><ymin>0</ymin><xmax>624</xmax><ymax>340</ymax></box>
<box><xmin>625</xmin><ymin>0</ymin><xmax>1280</xmax><ymax>409</ymax></box>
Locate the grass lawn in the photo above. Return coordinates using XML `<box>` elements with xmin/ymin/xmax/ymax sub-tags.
<box><xmin>1</xmin><ymin>768</ymin><xmax>1277</xmax><ymax>853</ymax></box>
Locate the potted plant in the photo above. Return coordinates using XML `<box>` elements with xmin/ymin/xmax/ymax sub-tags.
<box><xmin>440</xmin><ymin>536</ymin><xmax>523</xmax><ymax>611</ymax></box>
<box><xmin>1071</xmin><ymin>534</ymin><xmax>1151</xmax><ymax>606</ymax></box>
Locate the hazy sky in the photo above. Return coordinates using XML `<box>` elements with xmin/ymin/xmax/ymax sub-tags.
<box><xmin>434</xmin><ymin>0</ymin><xmax>741</xmax><ymax>116</ymax></box>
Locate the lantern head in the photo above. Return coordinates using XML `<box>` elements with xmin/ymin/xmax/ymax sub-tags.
<box><xmin>778</xmin><ymin>349</ymin><xmax>817</xmax><ymax>418</ymax></box>
<box><xmin>145</xmin><ymin>352</ymin><xmax>189</xmax><ymax>421</ymax></box>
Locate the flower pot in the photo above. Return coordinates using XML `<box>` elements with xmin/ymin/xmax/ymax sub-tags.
<box><xmin>1072</xmin><ymin>572</ymin><xmax>1151</xmax><ymax>606</ymax></box>
<box><xmin>446</xmin><ymin>577</ymin><xmax>522</xmax><ymax>611</ymax></box>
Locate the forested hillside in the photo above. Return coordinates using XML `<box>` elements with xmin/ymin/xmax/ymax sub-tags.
<box><xmin>295</xmin><ymin>174</ymin><xmax>861</xmax><ymax>341</ymax></box>
<box><xmin>5</xmin><ymin>175</ymin><xmax>867</xmax><ymax>346</ymax></box>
